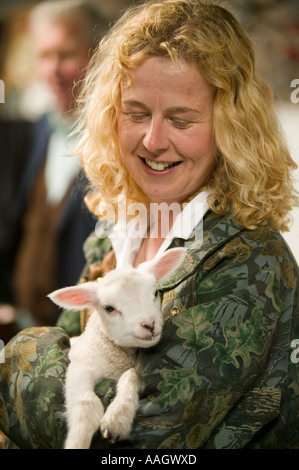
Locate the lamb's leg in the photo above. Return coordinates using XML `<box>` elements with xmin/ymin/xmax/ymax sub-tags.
<box><xmin>100</xmin><ymin>367</ymin><xmax>140</xmax><ymax>443</ymax></box>
<box><xmin>64</xmin><ymin>361</ymin><xmax>104</xmax><ymax>449</ymax></box>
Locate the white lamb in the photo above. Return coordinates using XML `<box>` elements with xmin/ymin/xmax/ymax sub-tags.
<box><xmin>49</xmin><ymin>247</ymin><xmax>185</xmax><ymax>449</ymax></box>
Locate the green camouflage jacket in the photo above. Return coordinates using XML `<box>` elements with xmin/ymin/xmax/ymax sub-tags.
<box><xmin>0</xmin><ymin>210</ymin><xmax>299</xmax><ymax>449</ymax></box>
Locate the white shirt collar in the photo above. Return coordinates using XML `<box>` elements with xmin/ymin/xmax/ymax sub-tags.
<box><xmin>109</xmin><ymin>190</ymin><xmax>210</xmax><ymax>268</ymax></box>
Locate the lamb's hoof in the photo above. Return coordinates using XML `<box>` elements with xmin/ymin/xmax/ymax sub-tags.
<box><xmin>100</xmin><ymin>409</ymin><xmax>132</xmax><ymax>443</ymax></box>
<box><xmin>101</xmin><ymin>427</ymin><xmax>120</xmax><ymax>444</ymax></box>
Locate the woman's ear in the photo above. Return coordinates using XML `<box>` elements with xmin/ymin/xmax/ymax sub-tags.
<box><xmin>48</xmin><ymin>282</ymin><xmax>99</xmax><ymax>310</ymax></box>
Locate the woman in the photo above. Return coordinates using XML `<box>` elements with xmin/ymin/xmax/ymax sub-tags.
<box><xmin>0</xmin><ymin>0</ymin><xmax>298</xmax><ymax>449</ymax></box>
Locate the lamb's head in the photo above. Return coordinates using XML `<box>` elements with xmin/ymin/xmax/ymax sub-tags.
<box><xmin>49</xmin><ymin>248</ymin><xmax>186</xmax><ymax>348</ymax></box>
<box><xmin>48</xmin><ymin>248</ymin><xmax>186</xmax><ymax>349</ymax></box>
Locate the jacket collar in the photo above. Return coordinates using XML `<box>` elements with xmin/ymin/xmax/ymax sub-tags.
<box><xmin>86</xmin><ymin>211</ymin><xmax>245</xmax><ymax>289</ymax></box>
<box><xmin>158</xmin><ymin>210</ymin><xmax>245</xmax><ymax>290</ymax></box>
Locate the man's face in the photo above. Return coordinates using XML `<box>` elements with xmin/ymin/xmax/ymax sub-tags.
<box><xmin>32</xmin><ymin>17</ymin><xmax>91</xmax><ymax>112</ymax></box>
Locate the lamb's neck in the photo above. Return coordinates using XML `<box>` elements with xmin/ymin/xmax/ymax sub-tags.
<box><xmin>87</xmin><ymin>312</ymin><xmax>136</xmax><ymax>358</ymax></box>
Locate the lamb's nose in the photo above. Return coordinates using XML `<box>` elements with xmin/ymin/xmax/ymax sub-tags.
<box><xmin>141</xmin><ymin>322</ymin><xmax>155</xmax><ymax>333</ymax></box>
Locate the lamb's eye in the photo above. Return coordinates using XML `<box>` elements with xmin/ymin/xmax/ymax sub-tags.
<box><xmin>104</xmin><ymin>305</ymin><xmax>115</xmax><ymax>313</ymax></box>
<box><xmin>154</xmin><ymin>290</ymin><xmax>159</xmax><ymax>298</ymax></box>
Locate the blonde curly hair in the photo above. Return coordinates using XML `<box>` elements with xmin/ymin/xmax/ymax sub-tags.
<box><xmin>76</xmin><ymin>0</ymin><xmax>298</xmax><ymax>231</ymax></box>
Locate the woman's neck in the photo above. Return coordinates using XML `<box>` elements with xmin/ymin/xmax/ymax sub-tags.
<box><xmin>133</xmin><ymin>203</ymin><xmax>177</xmax><ymax>266</ymax></box>
<box><xmin>133</xmin><ymin>236</ymin><xmax>164</xmax><ymax>266</ymax></box>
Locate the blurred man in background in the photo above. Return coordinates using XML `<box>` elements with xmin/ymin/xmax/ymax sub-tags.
<box><xmin>0</xmin><ymin>0</ymin><xmax>108</xmax><ymax>337</ymax></box>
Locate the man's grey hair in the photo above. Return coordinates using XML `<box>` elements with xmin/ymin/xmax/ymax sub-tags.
<box><xmin>29</xmin><ymin>0</ymin><xmax>109</xmax><ymax>47</ymax></box>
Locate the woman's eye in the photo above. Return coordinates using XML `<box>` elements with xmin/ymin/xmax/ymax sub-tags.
<box><xmin>104</xmin><ymin>305</ymin><xmax>115</xmax><ymax>313</ymax></box>
<box><xmin>127</xmin><ymin>113</ymin><xmax>147</xmax><ymax>122</ymax></box>
<box><xmin>171</xmin><ymin>118</ymin><xmax>190</xmax><ymax>129</ymax></box>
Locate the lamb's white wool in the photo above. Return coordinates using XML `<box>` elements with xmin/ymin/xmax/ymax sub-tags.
<box><xmin>49</xmin><ymin>247</ymin><xmax>186</xmax><ymax>449</ymax></box>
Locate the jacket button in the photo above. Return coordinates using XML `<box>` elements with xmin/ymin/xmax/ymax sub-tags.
<box><xmin>170</xmin><ymin>306</ymin><xmax>180</xmax><ymax>317</ymax></box>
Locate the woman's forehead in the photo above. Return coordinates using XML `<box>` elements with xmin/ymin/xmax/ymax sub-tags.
<box><xmin>119</xmin><ymin>56</ymin><xmax>213</xmax><ymax>106</ymax></box>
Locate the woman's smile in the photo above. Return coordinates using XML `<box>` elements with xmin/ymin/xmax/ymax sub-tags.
<box><xmin>142</xmin><ymin>157</ymin><xmax>182</xmax><ymax>173</ymax></box>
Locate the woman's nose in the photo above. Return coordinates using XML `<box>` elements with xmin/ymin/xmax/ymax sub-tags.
<box><xmin>143</xmin><ymin>118</ymin><xmax>168</xmax><ymax>154</ymax></box>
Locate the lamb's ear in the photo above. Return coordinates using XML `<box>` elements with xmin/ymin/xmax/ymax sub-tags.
<box><xmin>141</xmin><ymin>247</ymin><xmax>186</xmax><ymax>282</ymax></box>
<box><xmin>48</xmin><ymin>282</ymin><xmax>98</xmax><ymax>310</ymax></box>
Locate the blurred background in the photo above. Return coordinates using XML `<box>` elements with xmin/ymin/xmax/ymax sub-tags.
<box><xmin>0</xmin><ymin>0</ymin><xmax>298</xmax><ymax>256</ymax></box>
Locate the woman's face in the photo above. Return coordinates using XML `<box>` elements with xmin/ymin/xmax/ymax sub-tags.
<box><xmin>117</xmin><ymin>56</ymin><xmax>216</xmax><ymax>205</ymax></box>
